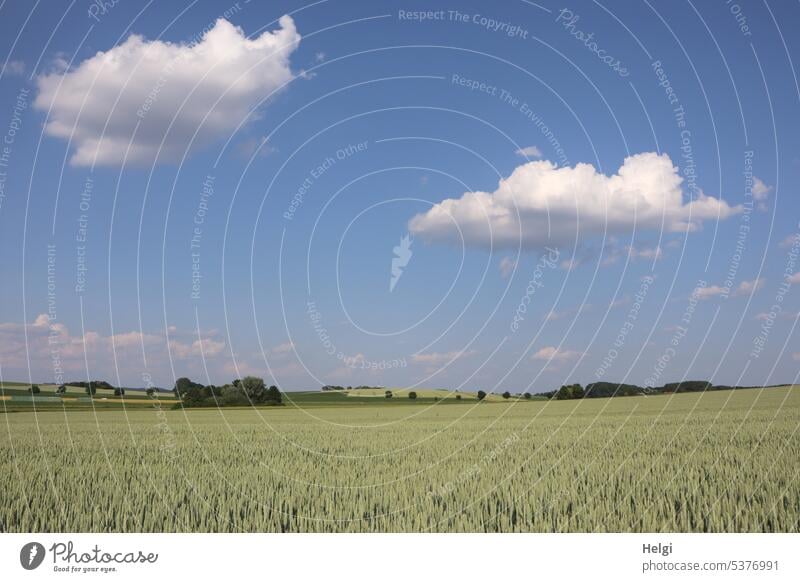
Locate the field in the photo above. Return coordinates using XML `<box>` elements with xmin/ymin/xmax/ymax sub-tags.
<box><xmin>1</xmin><ymin>386</ymin><xmax>798</xmax><ymax>532</ymax></box>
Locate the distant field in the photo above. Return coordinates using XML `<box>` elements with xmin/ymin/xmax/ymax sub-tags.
<box><xmin>1</xmin><ymin>386</ymin><xmax>797</xmax><ymax>532</ymax></box>
<box><xmin>285</xmin><ymin>387</ymin><xmax>513</xmax><ymax>404</ymax></box>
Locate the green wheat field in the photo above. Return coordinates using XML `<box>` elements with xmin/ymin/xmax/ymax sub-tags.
<box><xmin>1</xmin><ymin>386</ymin><xmax>798</xmax><ymax>532</ymax></box>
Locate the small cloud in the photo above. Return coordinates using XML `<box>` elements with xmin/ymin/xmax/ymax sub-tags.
<box><xmin>787</xmin><ymin>272</ymin><xmax>800</xmax><ymax>284</ymax></box>
<box><xmin>793</xmin><ymin>353</ymin><xmax>800</xmax><ymax>361</ymax></box>
<box><xmin>695</xmin><ymin>285</ymin><xmax>727</xmax><ymax>300</ymax></box>
<box><xmin>1</xmin><ymin>60</ymin><xmax>25</xmax><ymax>76</ymax></box>
<box><xmin>735</xmin><ymin>278</ymin><xmax>765</xmax><ymax>296</ymax></box>
<box><xmin>314</xmin><ymin>51</ymin><xmax>326</xmax><ymax>63</ymax></box>
<box><xmin>752</xmin><ymin>176</ymin><xmax>772</xmax><ymax>210</ymax></box>
<box><xmin>515</xmin><ymin>145</ymin><xmax>542</xmax><ymax>158</ymax></box>
<box><xmin>778</xmin><ymin>234</ymin><xmax>799</xmax><ymax>249</ymax></box>
<box><xmin>271</xmin><ymin>341</ymin><xmax>294</xmax><ymax>355</ymax></box>
<box><xmin>499</xmin><ymin>256</ymin><xmax>517</xmax><ymax>278</ymax></box>
<box><xmin>237</xmin><ymin>136</ymin><xmax>275</xmax><ymax>159</ymax></box>
<box><xmin>531</xmin><ymin>346</ymin><xmax>583</xmax><ymax>365</ymax></box>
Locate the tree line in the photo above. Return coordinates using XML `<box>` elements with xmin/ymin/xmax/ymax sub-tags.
<box><xmin>537</xmin><ymin>380</ymin><xmax>773</xmax><ymax>400</ymax></box>
<box><xmin>173</xmin><ymin>376</ymin><xmax>282</xmax><ymax>407</ymax></box>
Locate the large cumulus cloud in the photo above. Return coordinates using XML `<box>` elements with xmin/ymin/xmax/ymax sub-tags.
<box><xmin>409</xmin><ymin>152</ymin><xmax>741</xmax><ymax>249</ymax></box>
<box><xmin>35</xmin><ymin>16</ymin><xmax>300</xmax><ymax>166</ymax></box>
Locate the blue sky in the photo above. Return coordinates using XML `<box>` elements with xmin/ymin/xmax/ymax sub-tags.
<box><xmin>0</xmin><ymin>0</ymin><xmax>798</xmax><ymax>391</ymax></box>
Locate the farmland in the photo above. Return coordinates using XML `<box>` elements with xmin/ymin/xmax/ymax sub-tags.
<box><xmin>1</xmin><ymin>386</ymin><xmax>798</xmax><ymax>532</ymax></box>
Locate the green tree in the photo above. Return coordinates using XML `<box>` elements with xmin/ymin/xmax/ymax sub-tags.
<box><xmin>408</xmin><ymin>391</ymin><xmax>417</xmax><ymax>400</ymax></box>
<box><xmin>477</xmin><ymin>390</ymin><xmax>486</xmax><ymax>400</ymax></box>
<box><xmin>523</xmin><ymin>392</ymin><xmax>532</xmax><ymax>400</ymax></box>
<box><xmin>29</xmin><ymin>384</ymin><xmax>40</xmax><ymax>394</ymax></box>
<box><xmin>241</xmin><ymin>376</ymin><xmax>267</xmax><ymax>402</ymax></box>
<box><xmin>266</xmin><ymin>385</ymin><xmax>282</xmax><ymax>403</ymax></box>
<box><xmin>385</xmin><ymin>390</ymin><xmax>393</xmax><ymax>399</ymax></box>
<box><xmin>502</xmin><ymin>391</ymin><xmax>511</xmax><ymax>399</ymax></box>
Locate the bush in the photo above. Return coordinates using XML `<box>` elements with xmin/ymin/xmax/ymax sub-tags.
<box><xmin>477</xmin><ymin>390</ymin><xmax>486</xmax><ymax>400</ymax></box>
<box><xmin>455</xmin><ymin>394</ymin><xmax>462</xmax><ymax>400</ymax></box>
<box><xmin>56</xmin><ymin>385</ymin><xmax>67</xmax><ymax>394</ymax></box>
<box><xmin>502</xmin><ymin>391</ymin><xmax>511</xmax><ymax>399</ymax></box>
<box><xmin>408</xmin><ymin>391</ymin><xmax>417</xmax><ymax>400</ymax></box>
<box><xmin>385</xmin><ymin>390</ymin><xmax>393</xmax><ymax>399</ymax></box>
<box><xmin>114</xmin><ymin>388</ymin><xmax>125</xmax><ymax>397</ymax></box>
<box><xmin>29</xmin><ymin>384</ymin><xmax>40</xmax><ymax>394</ymax></box>
<box><xmin>85</xmin><ymin>384</ymin><xmax>97</xmax><ymax>396</ymax></box>
<box><xmin>145</xmin><ymin>388</ymin><xmax>155</xmax><ymax>397</ymax></box>
<box><xmin>523</xmin><ymin>392</ymin><xmax>531</xmax><ymax>400</ymax></box>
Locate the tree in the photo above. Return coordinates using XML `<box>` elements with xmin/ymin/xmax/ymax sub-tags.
<box><xmin>266</xmin><ymin>385</ymin><xmax>282</xmax><ymax>404</ymax></box>
<box><xmin>385</xmin><ymin>390</ymin><xmax>393</xmax><ymax>399</ymax></box>
<box><xmin>455</xmin><ymin>394</ymin><xmax>462</xmax><ymax>400</ymax></box>
<box><xmin>523</xmin><ymin>392</ymin><xmax>532</xmax><ymax>400</ymax></box>
<box><xmin>114</xmin><ymin>388</ymin><xmax>125</xmax><ymax>397</ymax></box>
<box><xmin>408</xmin><ymin>391</ymin><xmax>417</xmax><ymax>400</ymax></box>
<box><xmin>502</xmin><ymin>391</ymin><xmax>511</xmax><ymax>399</ymax></box>
<box><xmin>477</xmin><ymin>390</ymin><xmax>486</xmax><ymax>400</ymax></box>
<box><xmin>85</xmin><ymin>384</ymin><xmax>97</xmax><ymax>396</ymax></box>
<box><xmin>29</xmin><ymin>384</ymin><xmax>40</xmax><ymax>394</ymax></box>
<box><xmin>145</xmin><ymin>388</ymin><xmax>155</xmax><ymax>397</ymax></box>
<box><xmin>241</xmin><ymin>376</ymin><xmax>267</xmax><ymax>402</ymax></box>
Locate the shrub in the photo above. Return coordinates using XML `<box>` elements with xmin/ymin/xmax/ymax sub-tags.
<box><xmin>502</xmin><ymin>391</ymin><xmax>511</xmax><ymax>399</ymax></box>
<box><xmin>29</xmin><ymin>384</ymin><xmax>40</xmax><ymax>394</ymax></box>
<box><xmin>477</xmin><ymin>390</ymin><xmax>486</xmax><ymax>400</ymax></box>
<box><xmin>385</xmin><ymin>390</ymin><xmax>393</xmax><ymax>399</ymax></box>
<box><xmin>455</xmin><ymin>394</ymin><xmax>462</xmax><ymax>400</ymax></box>
<box><xmin>408</xmin><ymin>391</ymin><xmax>417</xmax><ymax>400</ymax></box>
<box><xmin>523</xmin><ymin>392</ymin><xmax>531</xmax><ymax>400</ymax></box>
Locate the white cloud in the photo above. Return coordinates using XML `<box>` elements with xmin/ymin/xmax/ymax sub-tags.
<box><xmin>787</xmin><ymin>272</ymin><xmax>800</xmax><ymax>284</ymax></box>
<box><xmin>752</xmin><ymin>176</ymin><xmax>772</xmax><ymax>201</ymax></box>
<box><xmin>498</xmin><ymin>256</ymin><xmax>517</xmax><ymax>278</ymax></box>
<box><xmin>515</xmin><ymin>145</ymin><xmax>542</xmax><ymax>158</ymax></box>
<box><xmin>793</xmin><ymin>353</ymin><xmax>800</xmax><ymax>362</ymax></box>
<box><xmin>1</xmin><ymin>60</ymin><xmax>25</xmax><ymax>76</ymax></box>
<box><xmin>695</xmin><ymin>285</ymin><xmax>727</xmax><ymax>300</ymax></box>
<box><xmin>168</xmin><ymin>337</ymin><xmax>225</xmax><ymax>359</ymax></box>
<box><xmin>531</xmin><ymin>346</ymin><xmax>582</xmax><ymax>363</ymax></box>
<box><xmin>34</xmin><ymin>17</ymin><xmax>300</xmax><ymax>166</ymax></box>
<box><xmin>778</xmin><ymin>234</ymin><xmax>799</xmax><ymax>249</ymax></box>
<box><xmin>409</xmin><ymin>152</ymin><xmax>741</xmax><ymax>250</ymax></box>
<box><xmin>0</xmin><ymin>314</ymin><xmax>225</xmax><ymax>380</ymax></box>
<box><xmin>735</xmin><ymin>278</ymin><xmax>765</xmax><ymax>295</ymax></box>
